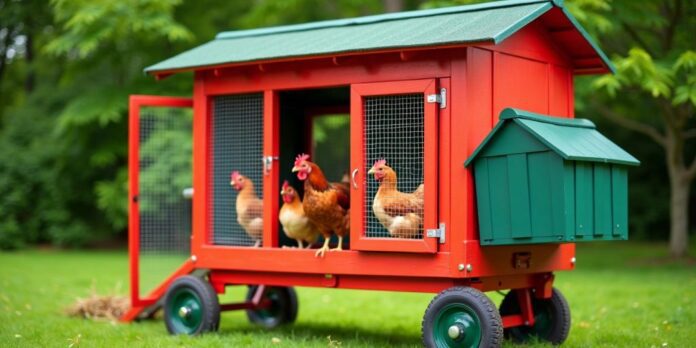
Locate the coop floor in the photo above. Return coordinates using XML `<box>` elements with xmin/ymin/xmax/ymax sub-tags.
<box><xmin>1</xmin><ymin>243</ymin><xmax>695</xmax><ymax>347</ymax></box>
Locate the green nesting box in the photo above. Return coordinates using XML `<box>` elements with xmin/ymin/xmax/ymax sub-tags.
<box><xmin>465</xmin><ymin>108</ymin><xmax>640</xmax><ymax>246</ymax></box>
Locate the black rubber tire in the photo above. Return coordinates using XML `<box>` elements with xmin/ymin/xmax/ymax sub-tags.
<box><xmin>422</xmin><ymin>287</ymin><xmax>503</xmax><ymax>348</ymax></box>
<box><xmin>163</xmin><ymin>275</ymin><xmax>220</xmax><ymax>335</ymax></box>
<box><xmin>499</xmin><ymin>288</ymin><xmax>571</xmax><ymax>345</ymax></box>
<box><xmin>245</xmin><ymin>286</ymin><xmax>298</xmax><ymax>328</ymax></box>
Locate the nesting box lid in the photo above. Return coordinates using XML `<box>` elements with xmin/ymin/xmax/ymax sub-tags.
<box><xmin>465</xmin><ymin>108</ymin><xmax>640</xmax><ymax>167</ymax></box>
<box><xmin>145</xmin><ymin>0</ymin><xmax>613</xmax><ymax>75</ymax></box>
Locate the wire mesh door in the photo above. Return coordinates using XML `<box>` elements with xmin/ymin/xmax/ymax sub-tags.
<box><xmin>129</xmin><ymin>96</ymin><xmax>193</xmax><ymax>307</ymax></box>
<box><xmin>350</xmin><ymin>80</ymin><xmax>439</xmax><ymax>253</ymax></box>
<box><xmin>209</xmin><ymin>93</ymin><xmax>265</xmax><ymax>247</ymax></box>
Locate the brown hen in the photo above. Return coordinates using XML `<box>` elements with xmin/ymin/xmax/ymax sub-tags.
<box><xmin>367</xmin><ymin>159</ymin><xmax>424</xmax><ymax>238</ymax></box>
<box><xmin>291</xmin><ymin>154</ymin><xmax>350</xmax><ymax>257</ymax></box>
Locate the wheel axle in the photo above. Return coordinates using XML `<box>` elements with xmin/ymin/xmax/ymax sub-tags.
<box><xmin>448</xmin><ymin>324</ymin><xmax>464</xmax><ymax>339</ymax></box>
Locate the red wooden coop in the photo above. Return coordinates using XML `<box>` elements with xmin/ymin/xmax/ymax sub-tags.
<box><xmin>123</xmin><ymin>0</ymin><xmax>639</xmax><ymax>346</ymax></box>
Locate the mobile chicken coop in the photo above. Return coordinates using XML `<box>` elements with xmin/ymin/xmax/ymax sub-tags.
<box><xmin>123</xmin><ymin>0</ymin><xmax>639</xmax><ymax>346</ymax></box>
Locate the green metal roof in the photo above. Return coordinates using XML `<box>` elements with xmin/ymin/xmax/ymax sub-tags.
<box><xmin>465</xmin><ymin>108</ymin><xmax>640</xmax><ymax>166</ymax></box>
<box><xmin>145</xmin><ymin>0</ymin><xmax>613</xmax><ymax>74</ymax></box>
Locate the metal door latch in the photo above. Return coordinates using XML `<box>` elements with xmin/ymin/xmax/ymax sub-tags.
<box><xmin>426</xmin><ymin>88</ymin><xmax>447</xmax><ymax>109</ymax></box>
<box><xmin>263</xmin><ymin>156</ymin><xmax>279</xmax><ymax>175</ymax></box>
<box><xmin>426</xmin><ymin>223</ymin><xmax>446</xmax><ymax>244</ymax></box>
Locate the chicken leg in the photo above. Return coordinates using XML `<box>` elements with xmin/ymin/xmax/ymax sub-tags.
<box><xmin>329</xmin><ymin>236</ymin><xmax>343</xmax><ymax>252</ymax></box>
<box><xmin>315</xmin><ymin>238</ymin><xmax>331</xmax><ymax>258</ymax></box>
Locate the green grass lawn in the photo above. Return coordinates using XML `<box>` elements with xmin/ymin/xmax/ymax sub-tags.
<box><xmin>1</xmin><ymin>242</ymin><xmax>694</xmax><ymax>347</ymax></box>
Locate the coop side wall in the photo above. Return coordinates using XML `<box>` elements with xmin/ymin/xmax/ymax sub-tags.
<box><xmin>453</xmin><ymin>22</ymin><xmax>577</xmax><ymax>277</ymax></box>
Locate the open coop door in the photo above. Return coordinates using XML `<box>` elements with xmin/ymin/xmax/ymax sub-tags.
<box><xmin>350</xmin><ymin>79</ymin><xmax>439</xmax><ymax>253</ymax></box>
<box><xmin>126</xmin><ymin>95</ymin><xmax>196</xmax><ymax>318</ymax></box>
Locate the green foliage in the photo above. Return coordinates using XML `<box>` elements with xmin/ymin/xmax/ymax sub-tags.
<box><xmin>0</xmin><ymin>95</ymin><xmax>69</xmax><ymax>248</ymax></box>
<box><xmin>593</xmin><ymin>48</ymin><xmax>696</xmax><ymax>104</ymax></box>
<box><xmin>47</xmin><ymin>0</ymin><xmax>193</xmax><ymax>58</ymax></box>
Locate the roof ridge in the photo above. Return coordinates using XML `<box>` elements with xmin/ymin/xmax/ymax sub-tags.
<box><xmin>500</xmin><ymin>108</ymin><xmax>596</xmax><ymax>129</ymax></box>
<box><xmin>216</xmin><ymin>0</ymin><xmax>552</xmax><ymax>40</ymax></box>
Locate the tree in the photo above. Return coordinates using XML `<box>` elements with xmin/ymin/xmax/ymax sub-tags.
<box><xmin>569</xmin><ymin>0</ymin><xmax>696</xmax><ymax>257</ymax></box>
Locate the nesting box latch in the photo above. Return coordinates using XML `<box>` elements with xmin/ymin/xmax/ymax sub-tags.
<box><xmin>426</xmin><ymin>88</ymin><xmax>447</xmax><ymax>109</ymax></box>
<box><xmin>426</xmin><ymin>223</ymin><xmax>446</xmax><ymax>244</ymax></box>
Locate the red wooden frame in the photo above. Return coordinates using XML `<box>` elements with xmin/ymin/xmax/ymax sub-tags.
<box><xmin>350</xmin><ymin>79</ymin><xmax>439</xmax><ymax>253</ymax></box>
<box><xmin>128</xmin><ymin>95</ymin><xmax>193</xmax><ymax>309</ymax></box>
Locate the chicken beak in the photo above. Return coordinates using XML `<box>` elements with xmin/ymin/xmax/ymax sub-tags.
<box><xmin>291</xmin><ymin>166</ymin><xmax>300</xmax><ymax>173</ymax></box>
<box><xmin>367</xmin><ymin>167</ymin><xmax>375</xmax><ymax>175</ymax></box>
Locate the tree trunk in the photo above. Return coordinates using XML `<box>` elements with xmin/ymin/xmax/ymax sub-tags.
<box><xmin>383</xmin><ymin>0</ymin><xmax>403</xmax><ymax>12</ymax></box>
<box><xmin>24</xmin><ymin>32</ymin><xmax>34</xmax><ymax>93</ymax></box>
<box><xmin>669</xmin><ymin>173</ymin><xmax>690</xmax><ymax>258</ymax></box>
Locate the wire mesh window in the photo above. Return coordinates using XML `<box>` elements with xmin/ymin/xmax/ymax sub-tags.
<box><xmin>364</xmin><ymin>94</ymin><xmax>425</xmax><ymax>239</ymax></box>
<box><xmin>210</xmin><ymin>93</ymin><xmax>265</xmax><ymax>246</ymax></box>
<box><xmin>138</xmin><ymin>107</ymin><xmax>192</xmax><ymax>297</ymax></box>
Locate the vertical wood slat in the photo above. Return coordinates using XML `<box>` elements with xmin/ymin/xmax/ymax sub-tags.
<box><xmin>593</xmin><ymin>164</ymin><xmax>612</xmax><ymax>236</ymax></box>
<box><xmin>575</xmin><ymin>162</ymin><xmax>593</xmax><ymax>237</ymax></box>
<box><xmin>611</xmin><ymin>166</ymin><xmax>628</xmax><ymax>238</ymax></box>
<box><xmin>474</xmin><ymin>159</ymin><xmax>493</xmax><ymax>242</ymax></box>
<box><xmin>563</xmin><ymin>162</ymin><xmax>576</xmax><ymax>240</ymax></box>
<box><xmin>507</xmin><ymin>154</ymin><xmax>532</xmax><ymax>239</ymax></box>
<box><xmin>488</xmin><ymin>156</ymin><xmax>512</xmax><ymax>240</ymax></box>
<box><xmin>528</xmin><ymin>152</ymin><xmax>554</xmax><ymax>238</ymax></box>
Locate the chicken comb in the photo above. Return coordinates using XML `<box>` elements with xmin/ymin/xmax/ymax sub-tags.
<box><xmin>373</xmin><ymin>158</ymin><xmax>387</xmax><ymax>167</ymax></box>
<box><xmin>294</xmin><ymin>153</ymin><xmax>310</xmax><ymax>167</ymax></box>
<box><xmin>230</xmin><ymin>171</ymin><xmax>240</xmax><ymax>180</ymax></box>
<box><xmin>282</xmin><ymin>180</ymin><xmax>290</xmax><ymax>190</ymax></box>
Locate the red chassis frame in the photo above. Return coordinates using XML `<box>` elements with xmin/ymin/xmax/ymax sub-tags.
<box><xmin>126</xmin><ymin>41</ymin><xmax>578</xmax><ymax>326</ymax></box>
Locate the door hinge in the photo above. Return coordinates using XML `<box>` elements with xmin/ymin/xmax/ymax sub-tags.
<box><xmin>426</xmin><ymin>88</ymin><xmax>446</xmax><ymax>109</ymax></box>
<box><xmin>426</xmin><ymin>223</ymin><xmax>446</xmax><ymax>244</ymax></box>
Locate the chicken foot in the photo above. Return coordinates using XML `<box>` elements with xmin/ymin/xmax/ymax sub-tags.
<box><xmin>315</xmin><ymin>238</ymin><xmax>331</xmax><ymax>258</ymax></box>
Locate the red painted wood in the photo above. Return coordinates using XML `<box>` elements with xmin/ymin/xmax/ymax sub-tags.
<box><xmin>464</xmin><ymin>242</ymin><xmax>574</xmax><ymax>278</ymax></box>
<box><xmin>549</xmin><ymin>64</ymin><xmax>572</xmax><ymax>117</ymax></box>
<box><xmin>209</xmin><ymin>269</ymin><xmax>549</xmax><ymax>295</ymax></box>
<box><xmin>516</xmin><ymin>288</ymin><xmax>536</xmax><ymax>326</ymax></box>
<box><xmin>263</xmin><ymin>90</ymin><xmax>280</xmax><ymax>247</ymax></box>
<box><xmin>128</xmin><ymin>95</ymin><xmax>192</xmax><ymax>310</ymax></box>
<box><xmin>350</xmin><ymin>79</ymin><xmax>438</xmax><ymax>253</ymax></box>
<box><xmin>493</xmin><ymin>52</ymin><xmax>549</xmax><ymax>118</ymax></box>
<box><xmin>128</xmin><ymin>96</ymin><xmax>140</xmax><ymax>308</ymax></box>
<box><xmin>198</xmin><ymin>246</ymin><xmax>451</xmax><ymax>277</ymax></box>
<box><xmin>204</xmin><ymin>56</ymin><xmax>450</xmax><ymax>96</ymax></box>
<box><xmin>502</xmin><ymin>314</ymin><xmax>525</xmax><ymax>328</ymax></box>
<box><xmin>438</xmin><ymin>77</ymin><xmax>451</xmax><ymax>254</ymax></box>
<box><xmin>192</xmin><ymin>74</ymin><xmax>208</xmax><ymax>257</ymax></box>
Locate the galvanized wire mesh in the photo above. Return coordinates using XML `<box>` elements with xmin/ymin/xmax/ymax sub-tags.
<box><xmin>210</xmin><ymin>93</ymin><xmax>265</xmax><ymax>246</ymax></box>
<box><xmin>138</xmin><ymin>106</ymin><xmax>192</xmax><ymax>298</ymax></box>
<box><xmin>364</xmin><ymin>94</ymin><xmax>425</xmax><ymax>239</ymax></box>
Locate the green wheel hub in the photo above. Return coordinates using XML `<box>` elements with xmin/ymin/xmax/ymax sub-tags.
<box><xmin>168</xmin><ymin>288</ymin><xmax>203</xmax><ymax>334</ymax></box>
<box><xmin>256</xmin><ymin>289</ymin><xmax>283</xmax><ymax>323</ymax></box>
<box><xmin>434</xmin><ymin>303</ymin><xmax>481</xmax><ymax>348</ymax></box>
